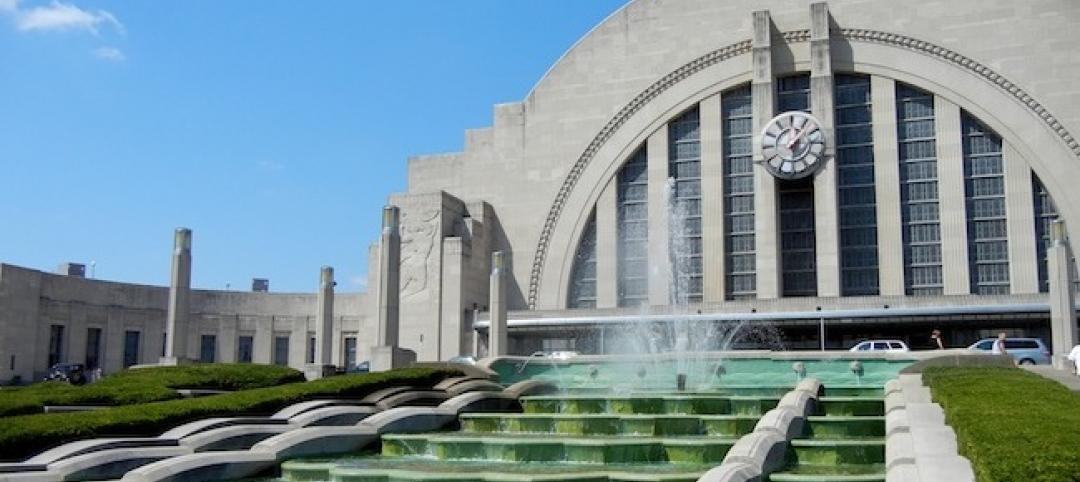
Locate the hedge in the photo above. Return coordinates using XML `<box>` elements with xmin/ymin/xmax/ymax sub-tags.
<box><xmin>0</xmin><ymin>364</ymin><xmax>306</xmax><ymax>417</ymax></box>
<box><xmin>922</xmin><ymin>367</ymin><xmax>1080</xmax><ymax>482</ymax></box>
<box><xmin>0</xmin><ymin>367</ymin><xmax>459</xmax><ymax>461</ymax></box>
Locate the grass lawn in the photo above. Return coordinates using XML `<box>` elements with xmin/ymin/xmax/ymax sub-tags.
<box><xmin>922</xmin><ymin>367</ymin><xmax>1080</xmax><ymax>482</ymax></box>
<box><xmin>0</xmin><ymin>363</ymin><xmax>306</xmax><ymax>417</ymax></box>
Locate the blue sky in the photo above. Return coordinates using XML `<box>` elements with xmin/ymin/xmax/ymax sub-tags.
<box><xmin>0</xmin><ymin>0</ymin><xmax>627</xmax><ymax>292</ymax></box>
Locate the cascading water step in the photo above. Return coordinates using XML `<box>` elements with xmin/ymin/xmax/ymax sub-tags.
<box><xmin>281</xmin><ymin>459</ymin><xmax>714</xmax><ymax>482</ymax></box>
<box><xmin>804</xmin><ymin>416</ymin><xmax>885</xmax><ymax>439</ymax></box>
<box><xmin>380</xmin><ymin>433</ymin><xmax>738</xmax><ymax>464</ymax></box>
<box><xmin>518</xmin><ymin>394</ymin><xmax>779</xmax><ymax>415</ymax></box>
<box><xmin>815</xmin><ymin>397</ymin><xmax>885</xmax><ymax>416</ymax></box>
<box><xmin>458</xmin><ymin>413</ymin><xmax>759</xmax><ymax>436</ymax></box>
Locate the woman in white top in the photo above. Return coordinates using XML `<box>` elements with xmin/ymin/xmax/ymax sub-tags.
<box><xmin>1067</xmin><ymin>344</ymin><xmax>1080</xmax><ymax>375</ymax></box>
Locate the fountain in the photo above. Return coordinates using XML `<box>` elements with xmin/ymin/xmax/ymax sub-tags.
<box><xmin>259</xmin><ymin>175</ymin><xmax>913</xmax><ymax>481</ymax></box>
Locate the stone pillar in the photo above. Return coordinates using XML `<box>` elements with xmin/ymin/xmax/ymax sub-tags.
<box><xmin>595</xmin><ymin>178</ymin><xmax>618</xmax><ymax>308</ymax></box>
<box><xmin>1003</xmin><ymin>143</ymin><xmax>1039</xmax><ymax>294</ymax></box>
<box><xmin>751</xmin><ymin>10</ymin><xmax>781</xmax><ymax>299</ymax></box>
<box><xmin>810</xmin><ymin>2</ymin><xmax>840</xmax><ymax>297</ymax></box>
<box><xmin>378</xmin><ymin>206</ymin><xmax>400</xmax><ymax>347</ymax></box>
<box><xmin>305</xmin><ymin>266</ymin><xmax>335</xmax><ymax>378</ymax></box>
<box><xmin>371</xmin><ymin>205</ymin><xmax>416</xmax><ymax>371</ymax></box>
<box><xmin>870</xmin><ymin>76</ymin><xmax>905</xmax><ymax>296</ymax></box>
<box><xmin>1049</xmin><ymin>220</ymin><xmax>1078</xmax><ymax>370</ymax></box>
<box><xmin>699</xmin><ymin>93</ymin><xmax>726</xmax><ymax>302</ymax></box>
<box><xmin>489</xmin><ymin>251</ymin><xmax>508</xmax><ymax>357</ymax></box>
<box><xmin>647</xmin><ymin>127</ymin><xmax>671</xmax><ymax>305</ymax></box>
<box><xmin>934</xmin><ymin>97</ymin><xmax>971</xmax><ymax>295</ymax></box>
<box><xmin>161</xmin><ymin>228</ymin><xmax>192</xmax><ymax>365</ymax></box>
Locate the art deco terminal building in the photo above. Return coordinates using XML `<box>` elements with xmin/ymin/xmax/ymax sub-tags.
<box><xmin>3</xmin><ymin>0</ymin><xmax>1080</xmax><ymax>381</ymax></box>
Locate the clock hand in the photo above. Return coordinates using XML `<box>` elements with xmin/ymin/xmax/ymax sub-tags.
<box><xmin>786</xmin><ymin>124</ymin><xmax>812</xmax><ymax>149</ymax></box>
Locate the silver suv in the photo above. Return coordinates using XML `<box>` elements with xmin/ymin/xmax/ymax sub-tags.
<box><xmin>967</xmin><ymin>337</ymin><xmax>1051</xmax><ymax>365</ymax></box>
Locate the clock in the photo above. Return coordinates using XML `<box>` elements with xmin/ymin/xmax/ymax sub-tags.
<box><xmin>759</xmin><ymin>111</ymin><xmax>827</xmax><ymax>179</ymax></box>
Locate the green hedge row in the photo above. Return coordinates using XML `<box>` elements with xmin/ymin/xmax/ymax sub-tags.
<box><xmin>922</xmin><ymin>367</ymin><xmax>1080</xmax><ymax>482</ymax></box>
<box><xmin>0</xmin><ymin>364</ymin><xmax>306</xmax><ymax>417</ymax></box>
<box><xmin>0</xmin><ymin>367</ymin><xmax>459</xmax><ymax>461</ymax></box>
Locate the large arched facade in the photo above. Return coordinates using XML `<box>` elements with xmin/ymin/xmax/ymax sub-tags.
<box><xmin>425</xmin><ymin>0</ymin><xmax>1080</xmax><ymax>356</ymax></box>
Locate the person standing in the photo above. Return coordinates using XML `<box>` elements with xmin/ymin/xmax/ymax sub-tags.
<box><xmin>930</xmin><ymin>329</ymin><xmax>945</xmax><ymax>350</ymax></box>
<box><xmin>1067</xmin><ymin>343</ymin><xmax>1080</xmax><ymax>376</ymax></box>
<box><xmin>992</xmin><ymin>332</ymin><xmax>1009</xmax><ymax>357</ymax></box>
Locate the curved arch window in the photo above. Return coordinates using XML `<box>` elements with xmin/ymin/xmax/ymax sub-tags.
<box><xmin>722</xmin><ymin>85</ymin><xmax>755</xmax><ymax>299</ymax></box>
<box><xmin>669</xmin><ymin>107</ymin><xmax>702</xmax><ymax>303</ymax></box>
<box><xmin>835</xmin><ymin>74</ymin><xmax>879</xmax><ymax>295</ymax></box>
<box><xmin>777</xmin><ymin>74</ymin><xmax>816</xmax><ymax>297</ymax></box>
<box><xmin>568</xmin><ymin>214</ymin><xmax>597</xmax><ymax>309</ymax></box>
<box><xmin>896</xmin><ymin>83</ymin><xmax>943</xmax><ymax>295</ymax></box>
<box><xmin>618</xmin><ymin>147</ymin><xmax>649</xmax><ymax>306</ymax></box>
<box><xmin>961</xmin><ymin>112</ymin><xmax>1009</xmax><ymax>294</ymax></box>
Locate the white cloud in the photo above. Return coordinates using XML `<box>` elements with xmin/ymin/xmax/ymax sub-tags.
<box><xmin>350</xmin><ymin>275</ymin><xmax>368</xmax><ymax>291</ymax></box>
<box><xmin>15</xmin><ymin>1</ymin><xmax>124</xmax><ymax>35</ymax></box>
<box><xmin>0</xmin><ymin>0</ymin><xmax>19</xmax><ymax>14</ymax></box>
<box><xmin>92</xmin><ymin>46</ymin><xmax>123</xmax><ymax>61</ymax></box>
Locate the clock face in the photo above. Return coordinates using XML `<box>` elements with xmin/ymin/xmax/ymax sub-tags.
<box><xmin>760</xmin><ymin>111</ymin><xmax>827</xmax><ymax>179</ymax></box>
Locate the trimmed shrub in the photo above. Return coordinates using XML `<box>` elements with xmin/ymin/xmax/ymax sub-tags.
<box><xmin>922</xmin><ymin>367</ymin><xmax>1080</xmax><ymax>482</ymax></box>
<box><xmin>0</xmin><ymin>364</ymin><xmax>305</xmax><ymax>417</ymax></box>
<box><xmin>0</xmin><ymin>367</ymin><xmax>459</xmax><ymax>461</ymax></box>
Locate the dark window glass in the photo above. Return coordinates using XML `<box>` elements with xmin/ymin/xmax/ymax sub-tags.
<box><xmin>273</xmin><ymin>336</ymin><xmax>290</xmax><ymax>366</ymax></box>
<box><xmin>723</xmin><ymin>84</ymin><xmax>756</xmax><ymax>299</ymax></box>
<box><xmin>237</xmin><ymin>336</ymin><xmax>254</xmax><ymax>363</ymax></box>
<box><xmin>123</xmin><ymin>331</ymin><xmax>140</xmax><ymax>368</ymax></box>
<box><xmin>85</xmin><ymin>328</ymin><xmax>102</xmax><ymax>370</ymax></box>
<box><xmin>200</xmin><ymin>335</ymin><xmax>216</xmax><ymax>363</ymax></box>
<box><xmin>48</xmin><ymin>325</ymin><xmax>65</xmax><ymax>367</ymax></box>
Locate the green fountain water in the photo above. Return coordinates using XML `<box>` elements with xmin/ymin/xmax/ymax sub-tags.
<box><xmin>266</xmin><ymin>357</ymin><xmax>904</xmax><ymax>482</ymax></box>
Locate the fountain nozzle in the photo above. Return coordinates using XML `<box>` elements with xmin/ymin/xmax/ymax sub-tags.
<box><xmin>849</xmin><ymin>360</ymin><xmax>864</xmax><ymax>376</ymax></box>
<box><xmin>792</xmin><ymin>362</ymin><xmax>807</xmax><ymax>379</ymax></box>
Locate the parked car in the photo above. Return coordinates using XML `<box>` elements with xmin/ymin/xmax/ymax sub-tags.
<box><xmin>448</xmin><ymin>356</ymin><xmax>477</xmax><ymax>365</ymax></box>
<box><xmin>44</xmin><ymin>363</ymin><xmax>87</xmax><ymax>384</ymax></box>
<box><xmin>849</xmin><ymin>340</ymin><xmax>910</xmax><ymax>352</ymax></box>
<box><xmin>966</xmin><ymin>337</ymin><xmax>1050</xmax><ymax>365</ymax></box>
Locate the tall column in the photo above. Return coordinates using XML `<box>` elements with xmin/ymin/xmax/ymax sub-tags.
<box><xmin>700</xmin><ymin>93</ymin><xmax>726</xmax><ymax>302</ymax></box>
<box><xmin>871</xmin><ymin>76</ymin><xmax>905</xmax><ymax>296</ymax></box>
<box><xmin>162</xmin><ymin>228</ymin><xmax>191</xmax><ymax>364</ymax></box>
<box><xmin>647</xmin><ymin>127</ymin><xmax>671</xmax><ymax>305</ymax></box>
<box><xmin>315</xmin><ymin>266</ymin><xmax>334</xmax><ymax>365</ymax></box>
<box><xmin>596</xmin><ymin>178</ymin><xmax>618</xmax><ymax>308</ymax></box>
<box><xmin>377</xmin><ymin>206</ymin><xmax>400</xmax><ymax>347</ymax></box>
<box><xmin>810</xmin><ymin>2</ymin><xmax>840</xmax><ymax>297</ymax></box>
<box><xmin>1049</xmin><ymin>220</ymin><xmax>1077</xmax><ymax>370</ymax></box>
<box><xmin>371</xmin><ymin>205</ymin><xmax>416</xmax><ymax>371</ymax></box>
<box><xmin>489</xmin><ymin>251</ymin><xmax>508</xmax><ymax>357</ymax></box>
<box><xmin>1003</xmin><ymin>144</ymin><xmax>1039</xmax><ymax>294</ymax></box>
<box><xmin>934</xmin><ymin>98</ymin><xmax>971</xmax><ymax>295</ymax></box>
<box><xmin>752</xmin><ymin>10</ymin><xmax>781</xmax><ymax>299</ymax></box>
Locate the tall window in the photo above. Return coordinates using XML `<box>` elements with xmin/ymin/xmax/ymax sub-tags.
<box><xmin>85</xmin><ymin>327</ymin><xmax>102</xmax><ymax>370</ymax></box>
<box><xmin>200</xmin><ymin>335</ymin><xmax>216</xmax><ymax>363</ymax></box>
<box><xmin>47</xmin><ymin>325</ymin><xmax>65</xmax><ymax>367</ymax></box>
<box><xmin>777</xmin><ymin>74</ymin><xmax>817</xmax><ymax>297</ymax></box>
<box><xmin>274</xmin><ymin>336</ymin><xmax>290</xmax><ymax>366</ymax></box>
<box><xmin>344</xmin><ymin>337</ymin><xmax>357</xmax><ymax>369</ymax></box>
<box><xmin>307</xmin><ymin>335</ymin><xmax>316</xmax><ymax>364</ymax></box>
<box><xmin>896</xmin><ymin>83</ymin><xmax>943</xmax><ymax>295</ymax></box>
<box><xmin>723</xmin><ymin>85</ymin><xmax>755</xmax><ymax>299</ymax></box>
<box><xmin>123</xmin><ymin>330</ymin><xmax>140</xmax><ymax>368</ymax></box>
<box><xmin>835</xmin><ymin>74</ymin><xmax>879</xmax><ymax>295</ymax></box>
<box><xmin>669</xmin><ymin>107</ymin><xmax>703</xmax><ymax>303</ymax></box>
<box><xmin>962</xmin><ymin>113</ymin><xmax>1009</xmax><ymax>294</ymax></box>
<box><xmin>1034</xmin><ymin>175</ymin><xmax>1058</xmax><ymax>292</ymax></box>
<box><xmin>617</xmin><ymin>147</ymin><xmax>649</xmax><ymax>306</ymax></box>
<box><xmin>568</xmin><ymin>215</ymin><xmax>598</xmax><ymax>308</ymax></box>
<box><xmin>237</xmin><ymin>335</ymin><xmax>254</xmax><ymax>363</ymax></box>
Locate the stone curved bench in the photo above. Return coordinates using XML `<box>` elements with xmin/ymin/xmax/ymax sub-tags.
<box><xmin>289</xmin><ymin>406</ymin><xmax>376</xmax><ymax>427</ymax></box>
<box><xmin>252</xmin><ymin>426</ymin><xmax>379</xmax><ymax>461</ymax></box>
<box><xmin>359</xmin><ymin>386</ymin><xmax>415</xmax><ymax>404</ymax></box>
<box><xmin>179</xmin><ymin>425</ymin><xmax>293</xmax><ymax>452</ymax></box>
<box><xmin>270</xmin><ymin>399</ymin><xmax>359</xmax><ymax>419</ymax></box>
<box><xmin>432</xmin><ymin>376</ymin><xmax>486</xmax><ymax>391</ymax></box>
<box><xmin>445</xmin><ymin>379</ymin><xmax>505</xmax><ymax>397</ymax></box>
<box><xmin>358</xmin><ymin>407</ymin><xmax>457</xmax><ymax>434</ymax></box>
<box><xmin>502</xmin><ymin>379</ymin><xmax>557</xmax><ymax>398</ymax></box>
<box><xmin>119</xmin><ymin>451</ymin><xmax>276</xmax><ymax>482</ymax></box>
<box><xmin>25</xmin><ymin>439</ymin><xmax>179</xmax><ymax>466</ymax></box>
<box><xmin>158</xmin><ymin>418</ymin><xmax>287</xmax><ymax>440</ymax></box>
<box><xmin>374</xmin><ymin>390</ymin><xmax>448</xmax><ymax>410</ymax></box>
<box><xmin>438</xmin><ymin>391</ymin><xmax>517</xmax><ymax>414</ymax></box>
<box><xmin>47</xmin><ymin>446</ymin><xmax>190</xmax><ymax>482</ymax></box>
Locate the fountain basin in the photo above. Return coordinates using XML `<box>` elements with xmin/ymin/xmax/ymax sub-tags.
<box><xmin>459</xmin><ymin>413</ymin><xmax>759</xmax><ymax>437</ymax></box>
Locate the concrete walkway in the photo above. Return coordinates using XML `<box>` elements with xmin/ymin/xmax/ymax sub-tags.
<box><xmin>1021</xmin><ymin>365</ymin><xmax>1080</xmax><ymax>393</ymax></box>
